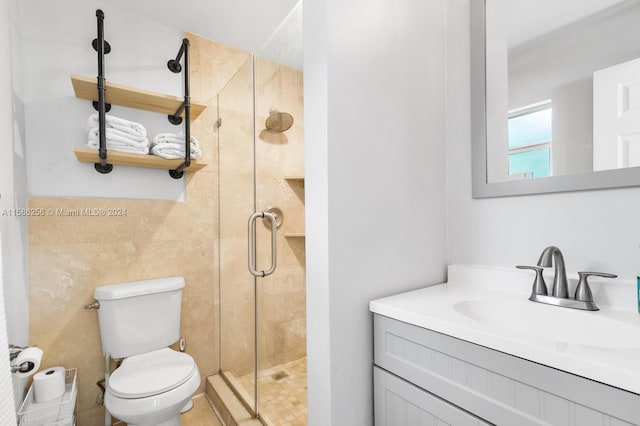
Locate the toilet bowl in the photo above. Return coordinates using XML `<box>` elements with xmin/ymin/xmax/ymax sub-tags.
<box><xmin>105</xmin><ymin>348</ymin><xmax>201</xmax><ymax>426</ymax></box>
<box><xmin>92</xmin><ymin>277</ymin><xmax>200</xmax><ymax>426</ymax></box>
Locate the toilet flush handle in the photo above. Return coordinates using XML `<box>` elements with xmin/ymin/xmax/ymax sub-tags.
<box><xmin>85</xmin><ymin>300</ymin><xmax>100</xmax><ymax>309</ymax></box>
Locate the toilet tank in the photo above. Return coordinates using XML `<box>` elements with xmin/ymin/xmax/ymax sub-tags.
<box><xmin>93</xmin><ymin>277</ymin><xmax>185</xmax><ymax>359</ymax></box>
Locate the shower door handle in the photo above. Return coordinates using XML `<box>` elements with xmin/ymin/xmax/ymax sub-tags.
<box><xmin>248</xmin><ymin>211</ymin><xmax>277</xmax><ymax>277</ymax></box>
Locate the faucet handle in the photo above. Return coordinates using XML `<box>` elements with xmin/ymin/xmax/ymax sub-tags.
<box><xmin>575</xmin><ymin>271</ymin><xmax>617</xmax><ymax>302</ymax></box>
<box><xmin>516</xmin><ymin>265</ymin><xmax>548</xmax><ymax>297</ymax></box>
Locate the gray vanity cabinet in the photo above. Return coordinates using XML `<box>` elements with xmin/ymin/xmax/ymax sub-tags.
<box><xmin>374</xmin><ymin>366</ymin><xmax>490</xmax><ymax>425</ymax></box>
<box><xmin>373</xmin><ymin>314</ymin><xmax>640</xmax><ymax>426</ymax></box>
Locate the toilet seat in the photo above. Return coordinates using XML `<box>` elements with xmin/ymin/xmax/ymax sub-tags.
<box><xmin>108</xmin><ymin>348</ymin><xmax>196</xmax><ymax>399</ymax></box>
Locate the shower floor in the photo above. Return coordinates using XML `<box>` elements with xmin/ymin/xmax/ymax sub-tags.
<box><xmin>236</xmin><ymin>357</ymin><xmax>307</xmax><ymax>426</ymax></box>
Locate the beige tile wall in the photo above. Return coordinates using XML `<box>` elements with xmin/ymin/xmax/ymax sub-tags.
<box><xmin>218</xmin><ymin>57</ymin><xmax>257</xmax><ymax>379</ymax></box>
<box><xmin>216</xmin><ymin>56</ymin><xmax>306</xmax><ymax>384</ymax></box>
<box><xmin>254</xmin><ymin>57</ymin><xmax>306</xmax><ymax>370</ymax></box>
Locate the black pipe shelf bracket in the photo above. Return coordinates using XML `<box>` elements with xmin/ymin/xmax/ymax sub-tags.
<box><xmin>92</xmin><ymin>9</ymin><xmax>113</xmax><ymax>174</ymax></box>
<box><xmin>79</xmin><ymin>11</ymin><xmax>201</xmax><ymax>178</ymax></box>
<box><xmin>167</xmin><ymin>38</ymin><xmax>191</xmax><ymax>179</ymax></box>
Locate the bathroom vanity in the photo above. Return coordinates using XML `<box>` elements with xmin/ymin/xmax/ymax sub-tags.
<box><xmin>370</xmin><ymin>266</ymin><xmax>640</xmax><ymax>426</ymax></box>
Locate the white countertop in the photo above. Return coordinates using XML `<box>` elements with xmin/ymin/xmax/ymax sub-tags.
<box><xmin>369</xmin><ymin>265</ymin><xmax>640</xmax><ymax>395</ymax></box>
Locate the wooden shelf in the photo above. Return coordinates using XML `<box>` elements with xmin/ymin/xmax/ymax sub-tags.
<box><xmin>284</xmin><ymin>176</ymin><xmax>304</xmax><ymax>181</ymax></box>
<box><xmin>73</xmin><ymin>147</ymin><xmax>207</xmax><ymax>172</ymax></box>
<box><xmin>284</xmin><ymin>233</ymin><xmax>305</xmax><ymax>238</ymax></box>
<box><xmin>70</xmin><ymin>74</ymin><xmax>207</xmax><ymax>120</ymax></box>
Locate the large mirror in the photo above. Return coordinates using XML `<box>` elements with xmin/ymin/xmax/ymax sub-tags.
<box><xmin>472</xmin><ymin>0</ymin><xmax>640</xmax><ymax>197</ymax></box>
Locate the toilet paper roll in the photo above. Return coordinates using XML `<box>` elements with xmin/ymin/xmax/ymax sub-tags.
<box><xmin>33</xmin><ymin>366</ymin><xmax>66</xmax><ymax>403</ymax></box>
<box><xmin>11</xmin><ymin>347</ymin><xmax>42</xmax><ymax>378</ymax></box>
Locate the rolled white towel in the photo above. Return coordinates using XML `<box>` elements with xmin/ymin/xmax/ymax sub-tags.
<box><xmin>150</xmin><ymin>133</ymin><xmax>201</xmax><ymax>159</ymax></box>
<box><xmin>87</xmin><ymin>128</ymin><xmax>150</xmax><ymax>150</ymax></box>
<box><xmin>87</xmin><ymin>140</ymin><xmax>149</xmax><ymax>155</ymax></box>
<box><xmin>152</xmin><ymin>133</ymin><xmax>200</xmax><ymax>148</ymax></box>
<box><xmin>87</xmin><ymin>113</ymin><xmax>147</xmax><ymax>138</ymax></box>
<box><xmin>151</xmin><ymin>143</ymin><xmax>202</xmax><ymax>159</ymax></box>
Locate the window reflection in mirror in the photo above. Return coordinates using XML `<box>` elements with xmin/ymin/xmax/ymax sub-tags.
<box><xmin>507</xmin><ymin>101</ymin><xmax>552</xmax><ymax>179</ymax></box>
<box><xmin>485</xmin><ymin>0</ymin><xmax>640</xmax><ymax>183</ymax></box>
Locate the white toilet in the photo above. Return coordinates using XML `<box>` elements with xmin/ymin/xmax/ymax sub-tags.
<box><xmin>93</xmin><ymin>277</ymin><xmax>200</xmax><ymax>426</ymax></box>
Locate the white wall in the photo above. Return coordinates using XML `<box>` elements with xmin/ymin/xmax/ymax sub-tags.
<box><xmin>105</xmin><ymin>0</ymin><xmax>299</xmax><ymax>56</ymax></box>
<box><xmin>304</xmin><ymin>0</ymin><xmax>448</xmax><ymax>424</ymax></box>
<box><xmin>259</xmin><ymin>1</ymin><xmax>302</xmax><ymax>71</ymax></box>
<box><xmin>447</xmin><ymin>0</ymin><xmax>640</xmax><ymax>286</ymax></box>
<box><xmin>0</xmin><ymin>0</ymin><xmax>28</xmax><ymax>408</ymax></box>
<box><xmin>21</xmin><ymin>0</ymin><xmax>186</xmax><ymax>200</ymax></box>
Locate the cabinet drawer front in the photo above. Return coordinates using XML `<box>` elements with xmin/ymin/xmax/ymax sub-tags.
<box><xmin>374</xmin><ymin>367</ymin><xmax>490</xmax><ymax>426</ymax></box>
<box><xmin>374</xmin><ymin>314</ymin><xmax>640</xmax><ymax>426</ymax></box>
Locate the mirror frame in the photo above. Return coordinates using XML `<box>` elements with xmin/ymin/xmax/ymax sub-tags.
<box><xmin>471</xmin><ymin>0</ymin><xmax>640</xmax><ymax>198</ymax></box>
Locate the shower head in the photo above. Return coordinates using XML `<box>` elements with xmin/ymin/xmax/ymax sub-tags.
<box><xmin>265</xmin><ymin>110</ymin><xmax>294</xmax><ymax>133</ymax></box>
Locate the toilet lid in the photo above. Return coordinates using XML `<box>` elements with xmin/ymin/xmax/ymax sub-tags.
<box><xmin>108</xmin><ymin>348</ymin><xmax>196</xmax><ymax>399</ymax></box>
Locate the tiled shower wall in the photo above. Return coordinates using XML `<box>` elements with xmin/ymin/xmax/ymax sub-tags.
<box><xmin>217</xmin><ymin>54</ymin><xmax>305</xmax><ymax>382</ymax></box>
<box><xmin>27</xmin><ymin>34</ymin><xmax>249</xmax><ymax>426</ymax></box>
<box><xmin>254</xmin><ymin>56</ymin><xmax>306</xmax><ymax>371</ymax></box>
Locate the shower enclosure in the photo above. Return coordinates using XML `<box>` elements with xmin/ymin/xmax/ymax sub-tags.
<box><xmin>217</xmin><ymin>51</ymin><xmax>305</xmax><ymax>425</ymax></box>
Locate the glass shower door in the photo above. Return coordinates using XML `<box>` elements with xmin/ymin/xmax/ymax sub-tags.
<box><xmin>218</xmin><ymin>52</ymin><xmax>306</xmax><ymax>425</ymax></box>
<box><xmin>218</xmin><ymin>56</ymin><xmax>258</xmax><ymax>411</ymax></box>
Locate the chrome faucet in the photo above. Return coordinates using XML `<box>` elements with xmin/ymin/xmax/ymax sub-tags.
<box><xmin>536</xmin><ymin>246</ymin><xmax>568</xmax><ymax>298</ymax></box>
<box><xmin>517</xmin><ymin>246</ymin><xmax>617</xmax><ymax>311</ymax></box>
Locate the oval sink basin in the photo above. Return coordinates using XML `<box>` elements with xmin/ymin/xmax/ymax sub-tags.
<box><xmin>454</xmin><ymin>299</ymin><xmax>640</xmax><ymax>350</ymax></box>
